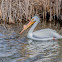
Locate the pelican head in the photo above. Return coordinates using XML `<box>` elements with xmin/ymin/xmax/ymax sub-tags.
<box><xmin>20</xmin><ymin>16</ymin><xmax>40</xmax><ymax>34</ymax></box>
<box><xmin>31</xmin><ymin>16</ymin><xmax>40</xmax><ymax>22</ymax></box>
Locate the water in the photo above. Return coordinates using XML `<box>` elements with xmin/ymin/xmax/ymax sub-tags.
<box><xmin>0</xmin><ymin>25</ymin><xmax>62</xmax><ymax>62</ymax></box>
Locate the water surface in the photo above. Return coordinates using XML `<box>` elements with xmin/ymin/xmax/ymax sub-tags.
<box><xmin>0</xmin><ymin>25</ymin><xmax>62</xmax><ymax>62</ymax></box>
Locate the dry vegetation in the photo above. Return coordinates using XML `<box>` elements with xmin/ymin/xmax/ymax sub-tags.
<box><xmin>0</xmin><ymin>0</ymin><xmax>62</xmax><ymax>26</ymax></box>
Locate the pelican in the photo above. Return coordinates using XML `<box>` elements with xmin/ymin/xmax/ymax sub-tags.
<box><xmin>20</xmin><ymin>16</ymin><xmax>62</xmax><ymax>40</ymax></box>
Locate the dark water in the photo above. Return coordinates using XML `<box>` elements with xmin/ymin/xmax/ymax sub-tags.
<box><xmin>0</xmin><ymin>26</ymin><xmax>62</xmax><ymax>62</ymax></box>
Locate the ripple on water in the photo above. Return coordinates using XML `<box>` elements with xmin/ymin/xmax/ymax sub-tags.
<box><xmin>0</xmin><ymin>26</ymin><xmax>62</xmax><ymax>62</ymax></box>
<box><xmin>25</xmin><ymin>40</ymin><xmax>61</xmax><ymax>62</ymax></box>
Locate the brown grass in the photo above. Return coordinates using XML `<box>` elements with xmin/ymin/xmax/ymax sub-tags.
<box><xmin>0</xmin><ymin>0</ymin><xmax>61</xmax><ymax>24</ymax></box>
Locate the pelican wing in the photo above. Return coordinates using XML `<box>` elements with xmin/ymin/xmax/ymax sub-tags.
<box><xmin>32</xmin><ymin>29</ymin><xmax>59</xmax><ymax>39</ymax></box>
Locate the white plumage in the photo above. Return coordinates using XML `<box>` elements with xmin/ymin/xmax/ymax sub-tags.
<box><xmin>27</xmin><ymin>16</ymin><xmax>62</xmax><ymax>40</ymax></box>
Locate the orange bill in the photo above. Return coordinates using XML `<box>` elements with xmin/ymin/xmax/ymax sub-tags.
<box><xmin>20</xmin><ymin>19</ymin><xmax>35</xmax><ymax>34</ymax></box>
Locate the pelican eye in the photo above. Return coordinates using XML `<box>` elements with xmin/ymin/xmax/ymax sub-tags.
<box><xmin>32</xmin><ymin>18</ymin><xmax>34</xmax><ymax>21</ymax></box>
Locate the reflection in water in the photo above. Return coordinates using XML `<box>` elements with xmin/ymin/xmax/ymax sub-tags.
<box><xmin>17</xmin><ymin>39</ymin><xmax>62</xmax><ymax>62</ymax></box>
<box><xmin>0</xmin><ymin>26</ymin><xmax>62</xmax><ymax>62</ymax></box>
<box><xmin>25</xmin><ymin>39</ymin><xmax>61</xmax><ymax>62</ymax></box>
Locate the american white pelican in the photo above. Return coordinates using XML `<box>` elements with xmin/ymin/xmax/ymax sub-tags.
<box><xmin>20</xmin><ymin>16</ymin><xmax>62</xmax><ymax>40</ymax></box>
